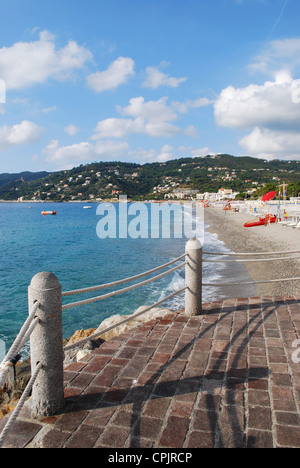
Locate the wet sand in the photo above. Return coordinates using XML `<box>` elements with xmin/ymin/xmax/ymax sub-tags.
<box><xmin>204</xmin><ymin>206</ymin><xmax>300</xmax><ymax>297</ymax></box>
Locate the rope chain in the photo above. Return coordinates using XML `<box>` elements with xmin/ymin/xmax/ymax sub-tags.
<box><xmin>1</xmin><ymin>245</ymin><xmax>300</xmax><ymax>444</ymax></box>
<box><xmin>0</xmin><ymin>362</ymin><xmax>43</xmax><ymax>448</ymax></box>
<box><xmin>64</xmin><ymin>286</ymin><xmax>187</xmax><ymax>351</ymax></box>
<box><xmin>62</xmin><ymin>253</ymin><xmax>187</xmax><ymax>297</ymax></box>
<box><xmin>203</xmin><ymin>277</ymin><xmax>300</xmax><ymax>287</ymax></box>
<box><xmin>62</xmin><ymin>261</ymin><xmax>187</xmax><ymax>311</ymax></box>
<box><xmin>203</xmin><ymin>249</ymin><xmax>300</xmax><ymax>256</ymax></box>
<box><xmin>203</xmin><ymin>255</ymin><xmax>300</xmax><ymax>263</ymax></box>
<box><xmin>0</xmin><ymin>303</ymin><xmax>39</xmax><ymax>389</ymax></box>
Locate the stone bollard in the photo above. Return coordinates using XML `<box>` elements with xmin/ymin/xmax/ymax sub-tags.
<box><xmin>185</xmin><ymin>237</ymin><xmax>202</xmax><ymax>316</ymax></box>
<box><xmin>28</xmin><ymin>272</ymin><xmax>65</xmax><ymax>419</ymax></box>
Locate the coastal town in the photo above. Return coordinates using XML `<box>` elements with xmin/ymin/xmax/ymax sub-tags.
<box><xmin>1</xmin><ymin>154</ymin><xmax>299</xmax><ymax>204</ymax></box>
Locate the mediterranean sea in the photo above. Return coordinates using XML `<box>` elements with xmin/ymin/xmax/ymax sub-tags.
<box><xmin>0</xmin><ymin>202</ymin><xmax>254</xmax><ymax>358</ymax></box>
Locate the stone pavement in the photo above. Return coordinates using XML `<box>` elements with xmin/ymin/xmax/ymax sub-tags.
<box><xmin>1</xmin><ymin>295</ymin><xmax>300</xmax><ymax>448</ymax></box>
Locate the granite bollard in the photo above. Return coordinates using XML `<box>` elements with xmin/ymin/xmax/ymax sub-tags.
<box><xmin>28</xmin><ymin>272</ymin><xmax>64</xmax><ymax>419</ymax></box>
<box><xmin>185</xmin><ymin>237</ymin><xmax>202</xmax><ymax>316</ymax></box>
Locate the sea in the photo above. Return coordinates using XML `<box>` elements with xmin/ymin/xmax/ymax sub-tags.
<box><xmin>0</xmin><ymin>202</ymin><xmax>255</xmax><ymax>359</ymax></box>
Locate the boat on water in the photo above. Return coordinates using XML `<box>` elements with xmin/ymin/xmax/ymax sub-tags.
<box><xmin>41</xmin><ymin>211</ymin><xmax>57</xmax><ymax>215</ymax></box>
<box><xmin>244</xmin><ymin>214</ymin><xmax>279</xmax><ymax>228</ymax></box>
<box><xmin>83</xmin><ymin>206</ymin><xmax>92</xmax><ymax>209</ymax></box>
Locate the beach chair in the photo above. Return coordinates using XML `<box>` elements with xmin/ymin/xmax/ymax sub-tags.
<box><xmin>278</xmin><ymin>218</ymin><xmax>290</xmax><ymax>225</ymax></box>
<box><xmin>286</xmin><ymin>221</ymin><xmax>298</xmax><ymax>227</ymax></box>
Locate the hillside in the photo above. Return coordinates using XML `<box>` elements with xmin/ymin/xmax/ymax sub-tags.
<box><xmin>0</xmin><ymin>171</ymin><xmax>50</xmax><ymax>189</ymax></box>
<box><xmin>0</xmin><ymin>154</ymin><xmax>299</xmax><ymax>201</ymax></box>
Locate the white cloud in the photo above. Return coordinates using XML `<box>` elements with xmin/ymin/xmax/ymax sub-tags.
<box><xmin>92</xmin><ymin>118</ymin><xmax>142</xmax><ymax>139</ymax></box>
<box><xmin>172</xmin><ymin>97</ymin><xmax>213</xmax><ymax>114</ymax></box>
<box><xmin>93</xmin><ymin>96</ymin><xmax>188</xmax><ymax>139</ymax></box>
<box><xmin>178</xmin><ymin>146</ymin><xmax>214</xmax><ymax>158</ymax></box>
<box><xmin>43</xmin><ymin>139</ymin><xmax>129</xmax><ymax>168</ymax></box>
<box><xmin>156</xmin><ymin>144</ymin><xmax>174</xmax><ymax>162</ymax></box>
<box><xmin>215</xmin><ymin>68</ymin><xmax>300</xmax><ymax>160</ymax></box>
<box><xmin>118</xmin><ymin>96</ymin><xmax>178</xmax><ymax>122</ymax></box>
<box><xmin>128</xmin><ymin>144</ymin><xmax>214</xmax><ymax>164</ymax></box>
<box><xmin>0</xmin><ymin>30</ymin><xmax>93</xmax><ymax>90</ymax></box>
<box><xmin>142</xmin><ymin>66</ymin><xmax>187</xmax><ymax>89</ymax></box>
<box><xmin>92</xmin><ymin>116</ymin><xmax>182</xmax><ymax>139</ymax></box>
<box><xmin>64</xmin><ymin>124</ymin><xmax>80</xmax><ymax>136</ymax></box>
<box><xmin>248</xmin><ymin>38</ymin><xmax>300</xmax><ymax>75</ymax></box>
<box><xmin>41</xmin><ymin>106</ymin><xmax>57</xmax><ymax>114</ymax></box>
<box><xmin>143</xmin><ymin>121</ymin><xmax>182</xmax><ymax>137</ymax></box>
<box><xmin>0</xmin><ymin>120</ymin><xmax>43</xmax><ymax>149</ymax></box>
<box><xmin>127</xmin><ymin>144</ymin><xmax>175</xmax><ymax>163</ymax></box>
<box><xmin>214</xmin><ymin>74</ymin><xmax>300</xmax><ymax>132</ymax></box>
<box><xmin>86</xmin><ymin>57</ymin><xmax>134</xmax><ymax>93</ymax></box>
<box><xmin>239</xmin><ymin>127</ymin><xmax>300</xmax><ymax>160</ymax></box>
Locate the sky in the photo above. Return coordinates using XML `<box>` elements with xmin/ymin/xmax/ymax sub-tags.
<box><xmin>0</xmin><ymin>0</ymin><xmax>300</xmax><ymax>173</ymax></box>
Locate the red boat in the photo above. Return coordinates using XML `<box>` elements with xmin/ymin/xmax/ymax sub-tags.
<box><xmin>244</xmin><ymin>214</ymin><xmax>279</xmax><ymax>228</ymax></box>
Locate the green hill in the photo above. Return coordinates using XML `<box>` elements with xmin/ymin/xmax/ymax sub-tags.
<box><xmin>0</xmin><ymin>154</ymin><xmax>299</xmax><ymax>201</ymax></box>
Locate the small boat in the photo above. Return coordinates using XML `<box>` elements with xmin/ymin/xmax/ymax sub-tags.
<box><xmin>83</xmin><ymin>206</ymin><xmax>92</xmax><ymax>209</ymax></box>
<box><xmin>41</xmin><ymin>211</ymin><xmax>57</xmax><ymax>216</ymax></box>
<box><xmin>244</xmin><ymin>214</ymin><xmax>279</xmax><ymax>228</ymax></box>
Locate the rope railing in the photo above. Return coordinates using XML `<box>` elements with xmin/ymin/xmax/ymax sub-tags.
<box><xmin>203</xmin><ymin>277</ymin><xmax>300</xmax><ymax>287</ymax></box>
<box><xmin>62</xmin><ymin>261</ymin><xmax>187</xmax><ymax>311</ymax></box>
<box><xmin>203</xmin><ymin>249</ymin><xmax>300</xmax><ymax>256</ymax></box>
<box><xmin>0</xmin><ymin>362</ymin><xmax>42</xmax><ymax>449</ymax></box>
<box><xmin>0</xmin><ymin>302</ymin><xmax>43</xmax><ymax>449</ymax></box>
<box><xmin>62</xmin><ymin>253</ymin><xmax>187</xmax><ymax>297</ymax></box>
<box><xmin>0</xmin><ymin>255</ymin><xmax>188</xmax><ymax>447</ymax></box>
<box><xmin>202</xmin><ymin>249</ymin><xmax>300</xmax><ymax>263</ymax></box>
<box><xmin>1</xmin><ymin>239</ymin><xmax>299</xmax><ymax>447</ymax></box>
<box><xmin>202</xmin><ymin>248</ymin><xmax>300</xmax><ymax>286</ymax></box>
<box><xmin>0</xmin><ymin>302</ymin><xmax>40</xmax><ymax>388</ymax></box>
<box><xmin>64</xmin><ymin>286</ymin><xmax>187</xmax><ymax>352</ymax></box>
<box><xmin>204</xmin><ymin>256</ymin><xmax>300</xmax><ymax>263</ymax></box>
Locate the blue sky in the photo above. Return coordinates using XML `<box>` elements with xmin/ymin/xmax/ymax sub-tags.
<box><xmin>0</xmin><ymin>0</ymin><xmax>300</xmax><ymax>173</ymax></box>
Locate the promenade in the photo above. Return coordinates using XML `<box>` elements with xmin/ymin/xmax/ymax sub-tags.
<box><xmin>1</xmin><ymin>295</ymin><xmax>300</xmax><ymax>449</ymax></box>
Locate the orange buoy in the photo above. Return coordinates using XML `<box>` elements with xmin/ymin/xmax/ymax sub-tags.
<box><xmin>41</xmin><ymin>211</ymin><xmax>57</xmax><ymax>215</ymax></box>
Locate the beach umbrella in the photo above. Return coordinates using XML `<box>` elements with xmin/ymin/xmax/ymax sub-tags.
<box><xmin>262</xmin><ymin>191</ymin><xmax>276</xmax><ymax>202</ymax></box>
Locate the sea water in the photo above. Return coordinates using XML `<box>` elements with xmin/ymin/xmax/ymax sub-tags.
<box><xmin>0</xmin><ymin>202</ymin><xmax>255</xmax><ymax>358</ymax></box>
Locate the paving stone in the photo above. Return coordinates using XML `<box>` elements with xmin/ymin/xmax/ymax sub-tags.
<box><xmin>0</xmin><ymin>420</ymin><xmax>43</xmax><ymax>448</ymax></box>
<box><xmin>2</xmin><ymin>296</ymin><xmax>300</xmax><ymax>449</ymax></box>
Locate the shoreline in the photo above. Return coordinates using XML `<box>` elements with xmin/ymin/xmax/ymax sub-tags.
<box><xmin>204</xmin><ymin>206</ymin><xmax>300</xmax><ymax>297</ymax></box>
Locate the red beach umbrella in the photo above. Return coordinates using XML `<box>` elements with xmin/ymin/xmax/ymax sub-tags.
<box><xmin>262</xmin><ymin>191</ymin><xmax>276</xmax><ymax>202</ymax></box>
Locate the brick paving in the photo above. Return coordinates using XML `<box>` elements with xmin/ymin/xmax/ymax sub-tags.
<box><xmin>1</xmin><ymin>295</ymin><xmax>300</xmax><ymax>448</ymax></box>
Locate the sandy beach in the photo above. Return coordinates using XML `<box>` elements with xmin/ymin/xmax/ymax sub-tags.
<box><xmin>204</xmin><ymin>206</ymin><xmax>300</xmax><ymax>297</ymax></box>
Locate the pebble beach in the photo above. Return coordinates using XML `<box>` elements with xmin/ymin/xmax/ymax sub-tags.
<box><xmin>204</xmin><ymin>206</ymin><xmax>300</xmax><ymax>297</ymax></box>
